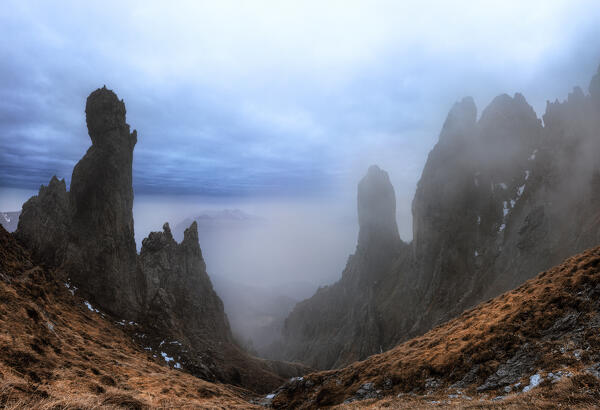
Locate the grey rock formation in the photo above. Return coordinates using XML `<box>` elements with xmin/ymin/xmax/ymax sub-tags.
<box><xmin>138</xmin><ymin>222</ymin><xmax>231</xmax><ymax>345</ymax></box>
<box><xmin>65</xmin><ymin>87</ymin><xmax>140</xmax><ymax>317</ymax></box>
<box><xmin>13</xmin><ymin>86</ymin><xmax>309</xmax><ymax>392</ymax></box>
<box><xmin>15</xmin><ymin>176</ymin><xmax>70</xmax><ymax>267</ymax></box>
<box><xmin>16</xmin><ymin>87</ymin><xmax>140</xmax><ymax>317</ymax></box>
<box><xmin>276</xmin><ymin>165</ymin><xmax>406</xmax><ymax>369</ymax></box>
<box><xmin>277</xmin><ymin>66</ymin><xmax>600</xmax><ymax>370</ymax></box>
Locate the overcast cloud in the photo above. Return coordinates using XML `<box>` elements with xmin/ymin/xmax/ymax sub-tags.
<box><xmin>1</xmin><ymin>0</ymin><xmax>600</xmax><ymax>218</ymax></box>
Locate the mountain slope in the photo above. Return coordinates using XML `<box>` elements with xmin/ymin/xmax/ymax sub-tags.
<box><xmin>0</xmin><ymin>225</ymin><xmax>258</xmax><ymax>409</ymax></box>
<box><xmin>271</xmin><ymin>246</ymin><xmax>600</xmax><ymax>408</ymax></box>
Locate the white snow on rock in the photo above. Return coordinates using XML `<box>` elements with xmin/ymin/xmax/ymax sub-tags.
<box><xmin>161</xmin><ymin>352</ymin><xmax>174</xmax><ymax>363</ymax></box>
<box><xmin>499</xmin><ymin>223</ymin><xmax>506</xmax><ymax>232</ymax></box>
<box><xmin>525</xmin><ymin>170</ymin><xmax>530</xmax><ymax>180</ymax></box>
<box><xmin>529</xmin><ymin>149</ymin><xmax>538</xmax><ymax>161</ymax></box>
<box><xmin>64</xmin><ymin>282</ymin><xmax>77</xmax><ymax>296</ymax></box>
<box><xmin>522</xmin><ymin>373</ymin><xmax>542</xmax><ymax>392</ymax></box>
<box><xmin>498</xmin><ymin>182</ymin><xmax>508</xmax><ymax>190</ymax></box>
<box><xmin>174</xmin><ymin>362</ymin><xmax>182</xmax><ymax>369</ymax></box>
<box><xmin>84</xmin><ymin>301</ymin><xmax>99</xmax><ymax>313</ymax></box>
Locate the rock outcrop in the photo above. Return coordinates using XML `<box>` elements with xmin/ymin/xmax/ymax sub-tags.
<box><xmin>138</xmin><ymin>222</ymin><xmax>231</xmax><ymax>344</ymax></box>
<box><xmin>66</xmin><ymin>87</ymin><xmax>140</xmax><ymax>317</ymax></box>
<box><xmin>276</xmin><ymin>165</ymin><xmax>408</xmax><ymax>369</ymax></box>
<box><xmin>13</xmin><ymin>86</ymin><xmax>309</xmax><ymax>393</ymax></box>
<box><xmin>15</xmin><ymin>176</ymin><xmax>70</xmax><ymax>267</ymax></box>
<box><xmin>276</xmin><ymin>65</ymin><xmax>600</xmax><ymax>370</ymax></box>
<box><xmin>16</xmin><ymin>87</ymin><xmax>140</xmax><ymax>317</ymax></box>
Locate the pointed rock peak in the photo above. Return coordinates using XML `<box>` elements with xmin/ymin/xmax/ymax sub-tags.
<box><xmin>162</xmin><ymin>222</ymin><xmax>173</xmax><ymax>239</ymax></box>
<box><xmin>357</xmin><ymin>165</ymin><xmax>400</xmax><ymax>250</ymax></box>
<box><xmin>48</xmin><ymin>175</ymin><xmax>66</xmax><ymax>188</ymax></box>
<box><xmin>439</xmin><ymin>96</ymin><xmax>477</xmax><ymax>143</ymax></box>
<box><xmin>41</xmin><ymin>176</ymin><xmax>67</xmax><ymax>195</ymax></box>
<box><xmin>569</xmin><ymin>86</ymin><xmax>585</xmax><ymax>102</ymax></box>
<box><xmin>85</xmin><ymin>86</ymin><xmax>127</xmax><ymax>146</ymax></box>
<box><xmin>590</xmin><ymin>64</ymin><xmax>600</xmax><ymax>102</ymax></box>
<box><xmin>479</xmin><ymin>92</ymin><xmax>539</xmax><ymax>132</ymax></box>
<box><xmin>182</xmin><ymin>221</ymin><xmax>199</xmax><ymax>246</ymax></box>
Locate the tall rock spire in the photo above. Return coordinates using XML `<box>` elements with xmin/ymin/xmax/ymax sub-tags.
<box><xmin>65</xmin><ymin>87</ymin><xmax>139</xmax><ymax>317</ymax></box>
<box><xmin>357</xmin><ymin>165</ymin><xmax>400</xmax><ymax>254</ymax></box>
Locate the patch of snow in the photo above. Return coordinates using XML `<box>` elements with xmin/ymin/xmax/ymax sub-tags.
<box><xmin>174</xmin><ymin>362</ymin><xmax>182</xmax><ymax>369</ymax></box>
<box><xmin>525</xmin><ymin>170</ymin><xmax>530</xmax><ymax>180</ymax></box>
<box><xmin>510</xmin><ymin>199</ymin><xmax>516</xmax><ymax>208</ymax></box>
<box><xmin>115</xmin><ymin>320</ymin><xmax>126</xmax><ymax>326</ymax></box>
<box><xmin>266</xmin><ymin>393</ymin><xmax>275</xmax><ymax>399</ymax></box>
<box><xmin>477</xmin><ymin>215</ymin><xmax>481</xmax><ymax>224</ymax></box>
<box><xmin>529</xmin><ymin>149</ymin><xmax>538</xmax><ymax>161</ymax></box>
<box><xmin>64</xmin><ymin>282</ymin><xmax>77</xmax><ymax>296</ymax></box>
<box><xmin>548</xmin><ymin>371</ymin><xmax>573</xmax><ymax>383</ymax></box>
<box><xmin>474</xmin><ymin>250</ymin><xmax>479</xmax><ymax>257</ymax></box>
<box><xmin>144</xmin><ymin>347</ymin><xmax>152</xmax><ymax>351</ymax></box>
<box><xmin>498</xmin><ymin>182</ymin><xmax>508</xmax><ymax>190</ymax></box>
<box><xmin>291</xmin><ymin>376</ymin><xmax>304</xmax><ymax>382</ymax></box>
<box><xmin>503</xmin><ymin>201</ymin><xmax>509</xmax><ymax>217</ymax></box>
<box><xmin>159</xmin><ymin>340</ymin><xmax>165</xmax><ymax>347</ymax></box>
<box><xmin>517</xmin><ymin>184</ymin><xmax>525</xmax><ymax>196</ymax></box>
<box><xmin>499</xmin><ymin>223</ymin><xmax>506</xmax><ymax>232</ymax></box>
<box><xmin>522</xmin><ymin>373</ymin><xmax>543</xmax><ymax>392</ymax></box>
<box><xmin>84</xmin><ymin>301</ymin><xmax>99</xmax><ymax>313</ymax></box>
<box><xmin>169</xmin><ymin>341</ymin><xmax>182</xmax><ymax>346</ymax></box>
<box><xmin>161</xmin><ymin>352</ymin><xmax>174</xmax><ymax>363</ymax></box>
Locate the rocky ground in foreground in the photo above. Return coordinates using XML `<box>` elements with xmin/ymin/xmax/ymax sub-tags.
<box><xmin>269</xmin><ymin>246</ymin><xmax>600</xmax><ymax>409</ymax></box>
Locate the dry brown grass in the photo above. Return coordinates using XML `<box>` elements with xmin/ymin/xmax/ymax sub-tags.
<box><xmin>0</xmin><ymin>227</ymin><xmax>259</xmax><ymax>409</ymax></box>
<box><xmin>273</xmin><ymin>247</ymin><xmax>600</xmax><ymax>408</ymax></box>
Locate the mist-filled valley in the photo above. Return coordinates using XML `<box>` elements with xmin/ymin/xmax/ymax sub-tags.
<box><xmin>3</xmin><ymin>1</ymin><xmax>600</xmax><ymax>409</ymax></box>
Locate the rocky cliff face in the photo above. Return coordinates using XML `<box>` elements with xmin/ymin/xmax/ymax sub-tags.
<box><xmin>138</xmin><ymin>222</ymin><xmax>231</xmax><ymax>344</ymax></box>
<box><xmin>13</xmin><ymin>86</ymin><xmax>308</xmax><ymax>392</ymax></box>
<box><xmin>66</xmin><ymin>87</ymin><xmax>140</xmax><ymax>317</ymax></box>
<box><xmin>277</xmin><ymin>65</ymin><xmax>600</xmax><ymax>370</ymax></box>
<box><xmin>16</xmin><ymin>87</ymin><xmax>140</xmax><ymax>317</ymax></box>
<box><xmin>15</xmin><ymin>176</ymin><xmax>70</xmax><ymax>267</ymax></box>
<box><xmin>277</xmin><ymin>165</ymin><xmax>408</xmax><ymax>369</ymax></box>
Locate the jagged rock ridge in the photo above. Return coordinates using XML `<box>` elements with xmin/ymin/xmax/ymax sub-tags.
<box><xmin>274</xmin><ymin>65</ymin><xmax>600</xmax><ymax>370</ymax></box>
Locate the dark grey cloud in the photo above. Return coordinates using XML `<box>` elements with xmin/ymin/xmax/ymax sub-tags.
<box><xmin>1</xmin><ymin>1</ymin><xmax>600</xmax><ymax>200</ymax></box>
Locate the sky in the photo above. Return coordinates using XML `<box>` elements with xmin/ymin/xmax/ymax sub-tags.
<box><xmin>1</xmin><ymin>0</ymin><xmax>600</xmax><ymax>243</ymax></box>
